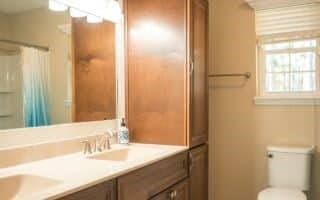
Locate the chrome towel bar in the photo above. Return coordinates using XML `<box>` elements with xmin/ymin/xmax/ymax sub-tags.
<box><xmin>208</xmin><ymin>72</ymin><xmax>251</xmax><ymax>79</ymax></box>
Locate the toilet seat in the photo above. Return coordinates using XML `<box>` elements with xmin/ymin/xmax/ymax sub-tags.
<box><xmin>258</xmin><ymin>188</ymin><xmax>307</xmax><ymax>200</ymax></box>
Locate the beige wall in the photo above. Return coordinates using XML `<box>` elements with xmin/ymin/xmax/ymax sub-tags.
<box><xmin>0</xmin><ymin>12</ymin><xmax>10</xmax><ymax>38</ymax></box>
<box><xmin>208</xmin><ymin>0</ymin><xmax>320</xmax><ymax>200</ymax></box>
<box><xmin>8</xmin><ymin>8</ymin><xmax>71</xmax><ymax>124</ymax></box>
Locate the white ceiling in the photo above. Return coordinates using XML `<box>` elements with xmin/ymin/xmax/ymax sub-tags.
<box><xmin>0</xmin><ymin>0</ymin><xmax>47</xmax><ymax>14</ymax></box>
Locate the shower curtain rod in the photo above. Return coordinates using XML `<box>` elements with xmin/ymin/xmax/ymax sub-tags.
<box><xmin>0</xmin><ymin>39</ymin><xmax>49</xmax><ymax>52</ymax></box>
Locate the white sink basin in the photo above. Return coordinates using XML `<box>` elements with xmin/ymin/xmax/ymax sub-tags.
<box><xmin>88</xmin><ymin>146</ymin><xmax>164</xmax><ymax>162</ymax></box>
<box><xmin>0</xmin><ymin>174</ymin><xmax>62</xmax><ymax>200</ymax></box>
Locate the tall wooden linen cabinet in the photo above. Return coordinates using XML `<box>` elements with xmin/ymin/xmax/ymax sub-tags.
<box><xmin>125</xmin><ymin>0</ymin><xmax>208</xmax><ymax>199</ymax></box>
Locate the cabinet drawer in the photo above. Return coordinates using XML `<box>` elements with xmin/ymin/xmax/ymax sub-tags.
<box><xmin>150</xmin><ymin>179</ymin><xmax>189</xmax><ymax>200</ymax></box>
<box><xmin>117</xmin><ymin>151</ymin><xmax>188</xmax><ymax>200</ymax></box>
<box><xmin>58</xmin><ymin>180</ymin><xmax>116</xmax><ymax>200</ymax></box>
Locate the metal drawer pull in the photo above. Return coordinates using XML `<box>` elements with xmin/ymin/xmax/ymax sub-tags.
<box><xmin>169</xmin><ymin>190</ymin><xmax>174</xmax><ymax>200</ymax></box>
<box><xmin>189</xmin><ymin>153</ymin><xmax>193</xmax><ymax>173</ymax></box>
<box><xmin>168</xmin><ymin>190</ymin><xmax>177</xmax><ymax>200</ymax></box>
<box><xmin>173</xmin><ymin>190</ymin><xmax>177</xmax><ymax>197</ymax></box>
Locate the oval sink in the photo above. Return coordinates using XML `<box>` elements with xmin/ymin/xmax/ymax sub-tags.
<box><xmin>0</xmin><ymin>174</ymin><xmax>62</xmax><ymax>200</ymax></box>
<box><xmin>88</xmin><ymin>146</ymin><xmax>164</xmax><ymax>162</ymax></box>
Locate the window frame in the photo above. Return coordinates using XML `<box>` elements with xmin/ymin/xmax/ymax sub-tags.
<box><xmin>257</xmin><ymin>38</ymin><xmax>320</xmax><ymax>101</ymax></box>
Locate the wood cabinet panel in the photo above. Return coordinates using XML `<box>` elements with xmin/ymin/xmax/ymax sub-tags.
<box><xmin>150</xmin><ymin>179</ymin><xmax>189</xmax><ymax>200</ymax></box>
<box><xmin>125</xmin><ymin>0</ymin><xmax>188</xmax><ymax>145</ymax></box>
<box><xmin>72</xmin><ymin>18</ymin><xmax>116</xmax><ymax>122</ymax></box>
<box><xmin>189</xmin><ymin>144</ymin><xmax>208</xmax><ymax>200</ymax></box>
<box><xmin>189</xmin><ymin>0</ymin><xmax>208</xmax><ymax>147</ymax></box>
<box><xmin>58</xmin><ymin>180</ymin><xmax>116</xmax><ymax>200</ymax></box>
<box><xmin>125</xmin><ymin>0</ymin><xmax>208</xmax><ymax>147</ymax></box>
<box><xmin>117</xmin><ymin>151</ymin><xmax>188</xmax><ymax>200</ymax></box>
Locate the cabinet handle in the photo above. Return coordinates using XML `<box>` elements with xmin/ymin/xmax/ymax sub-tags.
<box><xmin>189</xmin><ymin>153</ymin><xmax>193</xmax><ymax>174</ymax></box>
<box><xmin>168</xmin><ymin>190</ymin><xmax>177</xmax><ymax>200</ymax></box>
<box><xmin>168</xmin><ymin>190</ymin><xmax>175</xmax><ymax>200</ymax></box>
<box><xmin>190</xmin><ymin>59</ymin><xmax>194</xmax><ymax>77</ymax></box>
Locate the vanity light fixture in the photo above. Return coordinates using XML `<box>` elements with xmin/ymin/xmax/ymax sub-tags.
<box><xmin>69</xmin><ymin>8</ymin><xmax>87</xmax><ymax>18</ymax></box>
<box><xmin>105</xmin><ymin>0</ymin><xmax>122</xmax><ymax>22</ymax></box>
<box><xmin>109</xmin><ymin>0</ymin><xmax>121</xmax><ymax>17</ymax></box>
<box><xmin>48</xmin><ymin>0</ymin><xmax>122</xmax><ymax>23</ymax></box>
<box><xmin>87</xmin><ymin>14</ymin><xmax>103</xmax><ymax>23</ymax></box>
<box><xmin>48</xmin><ymin>0</ymin><xmax>68</xmax><ymax>11</ymax></box>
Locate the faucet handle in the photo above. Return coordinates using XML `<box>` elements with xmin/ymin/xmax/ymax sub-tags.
<box><xmin>95</xmin><ymin>135</ymin><xmax>107</xmax><ymax>152</ymax></box>
<box><xmin>106</xmin><ymin>136</ymin><xmax>111</xmax><ymax>150</ymax></box>
<box><xmin>106</xmin><ymin>129</ymin><xmax>115</xmax><ymax>137</ymax></box>
<box><xmin>81</xmin><ymin>140</ymin><xmax>92</xmax><ymax>155</ymax></box>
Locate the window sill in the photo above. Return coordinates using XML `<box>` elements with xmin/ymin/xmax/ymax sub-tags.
<box><xmin>254</xmin><ymin>96</ymin><xmax>320</xmax><ymax>105</ymax></box>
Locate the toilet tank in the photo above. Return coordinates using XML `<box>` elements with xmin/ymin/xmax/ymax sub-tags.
<box><xmin>267</xmin><ymin>145</ymin><xmax>314</xmax><ymax>191</ymax></box>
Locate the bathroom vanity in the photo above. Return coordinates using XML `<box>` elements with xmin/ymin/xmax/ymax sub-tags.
<box><xmin>56</xmin><ymin>144</ymin><xmax>208</xmax><ymax>200</ymax></box>
<box><xmin>59</xmin><ymin>150</ymin><xmax>189</xmax><ymax>200</ymax></box>
<box><xmin>0</xmin><ymin>144</ymin><xmax>189</xmax><ymax>200</ymax></box>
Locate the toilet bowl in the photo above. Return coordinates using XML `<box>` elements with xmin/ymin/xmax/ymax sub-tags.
<box><xmin>258</xmin><ymin>188</ymin><xmax>306</xmax><ymax>200</ymax></box>
<box><xmin>257</xmin><ymin>145</ymin><xmax>314</xmax><ymax>200</ymax></box>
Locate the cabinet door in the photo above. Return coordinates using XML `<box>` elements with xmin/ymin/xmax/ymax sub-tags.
<box><xmin>117</xmin><ymin>152</ymin><xmax>188</xmax><ymax>200</ymax></box>
<box><xmin>150</xmin><ymin>179</ymin><xmax>189</xmax><ymax>200</ymax></box>
<box><xmin>189</xmin><ymin>0</ymin><xmax>208</xmax><ymax>147</ymax></box>
<box><xmin>189</xmin><ymin>144</ymin><xmax>208</xmax><ymax>200</ymax></box>
<box><xmin>125</xmin><ymin>0</ymin><xmax>188</xmax><ymax>145</ymax></box>
<box><xmin>58</xmin><ymin>180</ymin><xmax>116</xmax><ymax>200</ymax></box>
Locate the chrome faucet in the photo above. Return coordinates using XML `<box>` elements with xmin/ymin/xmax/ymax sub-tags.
<box><xmin>105</xmin><ymin>134</ymin><xmax>111</xmax><ymax>150</ymax></box>
<box><xmin>105</xmin><ymin>130</ymin><xmax>115</xmax><ymax>150</ymax></box>
<box><xmin>95</xmin><ymin>135</ymin><xmax>106</xmax><ymax>152</ymax></box>
<box><xmin>81</xmin><ymin>140</ymin><xmax>92</xmax><ymax>155</ymax></box>
<box><xmin>81</xmin><ymin>130</ymin><xmax>116</xmax><ymax>155</ymax></box>
<box><xmin>94</xmin><ymin>131</ymin><xmax>113</xmax><ymax>152</ymax></box>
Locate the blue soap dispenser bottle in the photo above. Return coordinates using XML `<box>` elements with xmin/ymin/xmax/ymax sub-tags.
<box><xmin>118</xmin><ymin>118</ymin><xmax>129</xmax><ymax>144</ymax></box>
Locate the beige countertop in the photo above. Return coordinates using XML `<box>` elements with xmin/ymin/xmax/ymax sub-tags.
<box><xmin>0</xmin><ymin>143</ymin><xmax>188</xmax><ymax>200</ymax></box>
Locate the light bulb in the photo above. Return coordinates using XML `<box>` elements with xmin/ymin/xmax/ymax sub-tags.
<box><xmin>70</xmin><ymin>8</ymin><xmax>87</xmax><ymax>18</ymax></box>
<box><xmin>87</xmin><ymin>14</ymin><xmax>103</xmax><ymax>23</ymax></box>
<box><xmin>105</xmin><ymin>0</ymin><xmax>122</xmax><ymax>23</ymax></box>
<box><xmin>110</xmin><ymin>0</ymin><xmax>121</xmax><ymax>15</ymax></box>
<box><xmin>48</xmin><ymin>0</ymin><xmax>68</xmax><ymax>12</ymax></box>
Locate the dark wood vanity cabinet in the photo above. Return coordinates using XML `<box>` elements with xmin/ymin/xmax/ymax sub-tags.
<box><xmin>125</xmin><ymin>0</ymin><xmax>209</xmax><ymax>147</ymax></box>
<box><xmin>117</xmin><ymin>151</ymin><xmax>188</xmax><ymax>200</ymax></box>
<box><xmin>58</xmin><ymin>179</ymin><xmax>116</xmax><ymax>200</ymax></box>
<box><xmin>150</xmin><ymin>179</ymin><xmax>190</xmax><ymax>200</ymax></box>
<box><xmin>57</xmin><ymin>151</ymin><xmax>193</xmax><ymax>200</ymax></box>
<box><xmin>189</xmin><ymin>144</ymin><xmax>208</xmax><ymax>200</ymax></box>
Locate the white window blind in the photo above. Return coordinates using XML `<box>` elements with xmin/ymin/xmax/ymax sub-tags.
<box><xmin>255</xmin><ymin>3</ymin><xmax>320</xmax><ymax>36</ymax></box>
<box><xmin>247</xmin><ymin>0</ymin><xmax>320</xmax><ymax>11</ymax></box>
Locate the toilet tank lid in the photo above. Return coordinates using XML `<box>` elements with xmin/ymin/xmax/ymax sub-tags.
<box><xmin>267</xmin><ymin>145</ymin><xmax>314</xmax><ymax>154</ymax></box>
<box><xmin>258</xmin><ymin>188</ymin><xmax>306</xmax><ymax>200</ymax></box>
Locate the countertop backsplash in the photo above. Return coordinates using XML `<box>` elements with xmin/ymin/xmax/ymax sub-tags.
<box><xmin>0</xmin><ymin>120</ymin><xmax>121</xmax><ymax>168</ymax></box>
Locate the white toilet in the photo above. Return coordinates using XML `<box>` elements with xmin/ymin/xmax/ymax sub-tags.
<box><xmin>258</xmin><ymin>145</ymin><xmax>314</xmax><ymax>200</ymax></box>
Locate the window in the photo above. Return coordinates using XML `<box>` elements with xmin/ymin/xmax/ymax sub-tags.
<box><xmin>257</xmin><ymin>38</ymin><xmax>320</xmax><ymax>103</ymax></box>
<box><xmin>250</xmin><ymin>2</ymin><xmax>320</xmax><ymax>105</ymax></box>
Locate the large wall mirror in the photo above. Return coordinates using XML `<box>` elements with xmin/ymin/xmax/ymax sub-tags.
<box><xmin>0</xmin><ymin>0</ymin><xmax>124</xmax><ymax>130</ymax></box>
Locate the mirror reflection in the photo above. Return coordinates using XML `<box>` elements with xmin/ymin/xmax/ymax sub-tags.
<box><xmin>0</xmin><ymin>0</ymin><xmax>121</xmax><ymax>130</ymax></box>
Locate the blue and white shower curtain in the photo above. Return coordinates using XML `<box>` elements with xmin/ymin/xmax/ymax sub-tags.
<box><xmin>21</xmin><ymin>47</ymin><xmax>51</xmax><ymax>127</ymax></box>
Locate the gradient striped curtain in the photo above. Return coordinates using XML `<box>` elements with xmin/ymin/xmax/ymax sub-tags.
<box><xmin>21</xmin><ymin>47</ymin><xmax>51</xmax><ymax>127</ymax></box>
